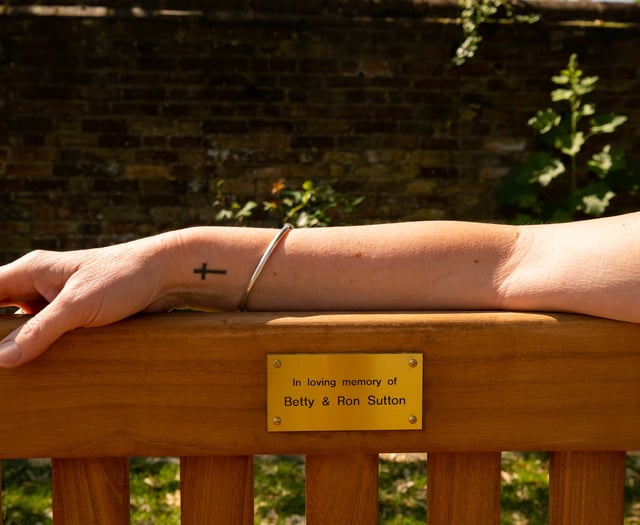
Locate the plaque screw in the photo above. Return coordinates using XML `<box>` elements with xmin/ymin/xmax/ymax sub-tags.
<box><xmin>272</xmin><ymin>416</ymin><xmax>282</xmax><ymax>425</ymax></box>
<box><xmin>272</xmin><ymin>359</ymin><xmax>282</xmax><ymax>368</ymax></box>
<box><xmin>408</xmin><ymin>415</ymin><xmax>418</xmax><ymax>424</ymax></box>
<box><xmin>408</xmin><ymin>358</ymin><xmax>418</xmax><ymax>368</ymax></box>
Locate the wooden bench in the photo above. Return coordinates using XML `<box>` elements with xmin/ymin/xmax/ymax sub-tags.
<box><xmin>1</xmin><ymin>311</ymin><xmax>639</xmax><ymax>524</ymax></box>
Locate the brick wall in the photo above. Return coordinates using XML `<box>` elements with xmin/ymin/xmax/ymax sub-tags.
<box><xmin>2</xmin><ymin>0</ymin><xmax>640</xmax><ymax>262</ymax></box>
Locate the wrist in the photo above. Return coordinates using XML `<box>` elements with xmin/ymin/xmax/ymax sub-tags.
<box><xmin>155</xmin><ymin>226</ymin><xmax>278</xmax><ymax>312</ymax></box>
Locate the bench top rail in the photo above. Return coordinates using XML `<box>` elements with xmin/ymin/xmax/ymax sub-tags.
<box><xmin>1</xmin><ymin>311</ymin><xmax>639</xmax><ymax>458</ymax></box>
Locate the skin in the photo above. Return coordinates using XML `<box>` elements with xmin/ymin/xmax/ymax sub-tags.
<box><xmin>1</xmin><ymin>213</ymin><xmax>640</xmax><ymax>367</ymax></box>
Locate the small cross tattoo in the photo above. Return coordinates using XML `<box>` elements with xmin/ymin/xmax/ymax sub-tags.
<box><xmin>194</xmin><ymin>262</ymin><xmax>227</xmax><ymax>280</ymax></box>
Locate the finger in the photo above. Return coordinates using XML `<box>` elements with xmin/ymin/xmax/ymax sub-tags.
<box><xmin>0</xmin><ymin>255</ymin><xmax>43</xmax><ymax>301</ymax></box>
<box><xmin>0</xmin><ymin>298</ymin><xmax>79</xmax><ymax>368</ymax></box>
<box><xmin>0</xmin><ymin>250</ymin><xmax>72</xmax><ymax>306</ymax></box>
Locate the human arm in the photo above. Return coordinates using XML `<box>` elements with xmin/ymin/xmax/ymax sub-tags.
<box><xmin>2</xmin><ymin>213</ymin><xmax>640</xmax><ymax>367</ymax></box>
<box><xmin>499</xmin><ymin>212</ymin><xmax>640</xmax><ymax>324</ymax></box>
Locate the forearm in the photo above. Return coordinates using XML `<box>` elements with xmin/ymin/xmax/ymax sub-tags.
<box><xmin>165</xmin><ymin>213</ymin><xmax>640</xmax><ymax>323</ymax></box>
<box><xmin>164</xmin><ymin>221</ymin><xmax>519</xmax><ymax>312</ymax></box>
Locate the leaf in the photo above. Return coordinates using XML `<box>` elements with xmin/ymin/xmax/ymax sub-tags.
<box><xmin>579</xmin><ymin>103</ymin><xmax>596</xmax><ymax>117</ymax></box>
<box><xmin>536</xmin><ymin>158</ymin><xmax>566</xmax><ymax>187</ymax></box>
<box><xmin>505</xmin><ymin>152</ymin><xmax>563</xmax><ymax>184</ymax></box>
<box><xmin>590</xmin><ymin>147</ymin><xmax>640</xmax><ymax>193</ymax></box>
<box><xmin>575</xmin><ymin>75</ymin><xmax>598</xmax><ymax>95</ymax></box>
<box><xmin>551</xmin><ymin>74</ymin><xmax>570</xmax><ymax>85</ymax></box>
<box><xmin>236</xmin><ymin>201</ymin><xmax>257</xmax><ymax>218</ymax></box>
<box><xmin>528</xmin><ymin>109</ymin><xmax>560</xmax><ymax>134</ymax></box>
<box><xmin>590</xmin><ymin>114</ymin><xmax>628</xmax><ymax>134</ymax></box>
<box><xmin>294</xmin><ymin>211</ymin><xmax>312</xmax><ymax>228</ymax></box>
<box><xmin>572</xmin><ymin>181</ymin><xmax>616</xmax><ymax>217</ymax></box>
<box><xmin>215</xmin><ymin>209</ymin><xmax>232</xmax><ymax>221</ymax></box>
<box><xmin>515</xmin><ymin>13</ymin><xmax>540</xmax><ymax>24</ymax></box>
<box><xmin>496</xmin><ymin>152</ymin><xmax>565</xmax><ymax>212</ymax></box>
<box><xmin>587</xmin><ymin>145</ymin><xmax>614</xmax><ymax>177</ymax></box>
<box><xmin>263</xmin><ymin>200</ymin><xmax>278</xmax><ymax>212</ymax></box>
<box><xmin>551</xmin><ymin>88</ymin><xmax>573</xmax><ymax>102</ymax></box>
<box><xmin>452</xmin><ymin>35</ymin><xmax>481</xmax><ymax>66</ymax></box>
<box><xmin>581</xmin><ymin>190</ymin><xmax>615</xmax><ymax>216</ymax></box>
<box><xmin>556</xmin><ymin>132</ymin><xmax>585</xmax><ymax>157</ymax></box>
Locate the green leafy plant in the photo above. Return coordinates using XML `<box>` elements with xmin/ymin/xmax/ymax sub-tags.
<box><xmin>454</xmin><ymin>0</ymin><xmax>539</xmax><ymax>66</ymax></box>
<box><xmin>212</xmin><ymin>181</ymin><xmax>258</xmax><ymax>226</ymax></box>
<box><xmin>497</xmin><ymin>53</ymin><xmax>640</xmax><ymax>223</ymax></box>
<box><xmin>213</xmin><ymin>178</ymin><xmax>364</xmax><ymax>228</ymax></box>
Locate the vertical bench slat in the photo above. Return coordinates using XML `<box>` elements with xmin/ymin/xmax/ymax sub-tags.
<box><xmin>427</xmin><ymin>452</ymin><xmax>501</xmax><ymax>525</ymax></box>
<box><xmin>306</xmin><ymin>453</ymin><xmax>378</xmax><ymax>524</ymax></box>
<box><xmin>52</xmin><ymin>457</ymin><xmax>130</xmax><ymax>525</ymax></box>
<box><xmin>180</xmin><ymin>455</ymin><xmax>253</xmax><ymax>525</ymax></box>
<box><xmin>550</xmin><ymin>451</ymin><xmax>625</xmax><ymax>525</ymax></box>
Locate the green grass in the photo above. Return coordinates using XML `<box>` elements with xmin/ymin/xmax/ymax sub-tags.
<box><xmin>378</xmin><ymin>454</ymin><xmax>427</xmax><ymax>525</ymax></box>
<box><xmin>3</xmin><ymin>453</ymin><xmax>640</xmax><ymax>524</ymax></box>
<box><xmin>500</xmin><ymin>452</ymin><xmax>549</xmax><ymax>525</ymax></box>
<box><xmin>129</xmin><ymin>458</ymin><xmax>181</xmax><ymax>525</ymax></box>
<box><xmin>2</xmin><ymin>459</ymin><xmax>53</xmax><ymax>525</ymax></box>
<box><xmin>254</xmin><ymin>456</ymin><xmax>306</xmax><ymax>524</ymax></box>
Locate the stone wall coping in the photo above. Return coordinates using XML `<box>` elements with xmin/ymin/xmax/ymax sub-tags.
<box><xmin>1</xmin><ymin>0</ymin><xmax>638</xmax><ymax>25</ymax></box>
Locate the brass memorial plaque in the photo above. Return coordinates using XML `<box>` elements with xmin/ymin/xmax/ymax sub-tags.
<box><xmin>267</xmin><ymin>353</ymin><xmax>423</xmax><ymax>432</ymax></box>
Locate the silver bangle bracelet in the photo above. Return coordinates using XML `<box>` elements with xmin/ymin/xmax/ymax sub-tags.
<box><xmin>238</xmin><ymin>223</ymin><xmax>293</xmax><ymax>311</ymax></box>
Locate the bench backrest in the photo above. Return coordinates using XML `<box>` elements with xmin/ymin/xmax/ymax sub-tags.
<box><xmin>1</xmin><ymin>311</ymin><xmax>638</xmax><ymax>524</ymax></box>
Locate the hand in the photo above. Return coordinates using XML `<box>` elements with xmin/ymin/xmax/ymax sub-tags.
<box><xmin>0</xmin><ymin>237</ymin><xmax>176</xmax><ymax>367</ymax></box>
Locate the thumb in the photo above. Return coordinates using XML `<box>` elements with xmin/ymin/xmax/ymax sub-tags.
<box><xmin>0</xmin><ymin>301</ymin><xmax>78</xmax><ymax>368</ymax></box>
